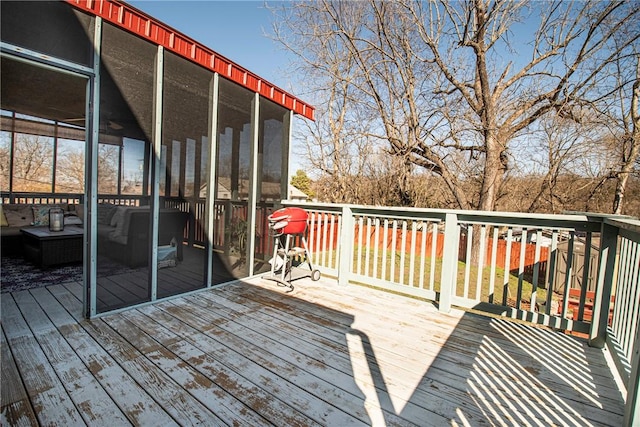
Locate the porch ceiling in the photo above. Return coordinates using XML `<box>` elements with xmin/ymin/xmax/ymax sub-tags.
<box><xmin>1</xmin><ymin>277</ymin><xmax>624</xmax><ymax>425</ymax></box>
<box><xmin>1</xmin><ymin>57</ymin><xmax>86</xmax><ymax>125</ymax></box>
<box><xmin>1</xmin><ymin>56</ymin><xmax>141</xmax><ymax>140</ymax></box>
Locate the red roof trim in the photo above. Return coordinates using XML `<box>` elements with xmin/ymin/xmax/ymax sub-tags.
<box><xmin>65</xmin><ymin>0</ymin><xmax>315</xmax><ymax>121</ymax></box>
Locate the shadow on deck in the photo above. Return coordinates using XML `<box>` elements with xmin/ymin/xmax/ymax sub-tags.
<box><xmin>1</xmin><ymin>276</ymin><xmax>624</xmax><ymax>425</ymax></box>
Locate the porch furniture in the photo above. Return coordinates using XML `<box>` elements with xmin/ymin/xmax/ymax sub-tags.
<box><xmin>1</xmin><ymin>203</ymin><xmax>82</xmax><ymax>256</ymax></box>
<box><xmin>21</xmin><ymin>225</ymin><xmax>83</xmax><ymax>267</ymax></box>
<box><xmin>96</xmin><ymin>205</ymin><xmax>189</xmax><ymax>268</ymax></box>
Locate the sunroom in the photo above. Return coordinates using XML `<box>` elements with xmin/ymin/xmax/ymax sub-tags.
<box><xmin>1</xmin><ymin>0</ymin><xmax>313</xmax><ymax>316</ymax></box>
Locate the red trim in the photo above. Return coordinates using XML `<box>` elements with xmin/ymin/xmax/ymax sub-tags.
<box><xmin>65</xmin><ymin>0</ymin><xmax>315</xmax><ymax>121</ymax></box>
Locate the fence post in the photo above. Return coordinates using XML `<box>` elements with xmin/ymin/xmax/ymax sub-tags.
<box><xmin>590</xmin><ymin>220</ymin><xmax>618</xmax><ymax>348</ymax></box>
<box><xmin>439</xmin><ymin>212</ymin><xmax>458</xmax><ymax>313</ymax></box>
<box><xmin>338</xmin><ymin>206</ymin><xmax>353</xmax><ymax>287</ymax></box>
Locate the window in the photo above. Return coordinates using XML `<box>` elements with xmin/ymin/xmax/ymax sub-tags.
<box><xmin>0</xmin><ymin>131</ymin><xmax>11</xmax><ymax>192</ymax></box>
<box><xmin>170</xmin><ymin>140</ymin><xmax>181</xmax><ymax>197</ymax></box>
<box><xmin>13</xmin><ymin>132</ymin><xmax>54</xmax><ymax>192</ymax></box>
<box><xmin>215</xmin><ymin>79</ymin><xmax>255</xmax><ymax>280</ymax></box>
<box><xmin>121</xmin><ymin>138</ymin><xmax>145</xmax><ymax>195</ymax></box>
<box><xmin>185</xmin><ymin>138</ymin><xmax>196</xmax><ymax>197</ymax></box>
<box><xmin>258</xmin><ymin>99</ymin><xmax>288</xmax><ymax>201</ymax></box>
<box><xmin>55</xmin><ymin>138</ymin><xmax>85</xmax><ymax>193</ymax></box>
<box><xmin>0</xmin><ymin>56</ymin><xmax>88</xmax><ymax>196</ymax></box>
<box><xmin>96</xmin><ymin>22</ymin><xmax>156</xmax><ymax>311</ymax></box>
<box><xmin>97</xmin><ymin>143</ymin><xmax>119</xmax><ymax>194</ymax></box>
<box><xmin>159</xmin><ymin>51</ymin><xmax>214</xmax><ymax>292</ymax></box>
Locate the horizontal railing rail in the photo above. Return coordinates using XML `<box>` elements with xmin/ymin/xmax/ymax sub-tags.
<box><xmin>1</xmin><ymin>191</ymin><xmax>83</xmax><ymax>205</ymax></box>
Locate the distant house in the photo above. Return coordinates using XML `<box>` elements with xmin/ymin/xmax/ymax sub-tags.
<box><xmin>289</xmin><ymin>186</ymin><xmax>309</xmax><ymax>202</ymax></box>
<box><xmin>200</xmin><ymin>180</ymin><xmax>308</xmax><ymax>201</ymax></box>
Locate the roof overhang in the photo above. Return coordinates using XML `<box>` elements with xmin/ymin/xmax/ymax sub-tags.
<box><xmin>65</xmin><ymin>0</ymin><xmax>315</xmax><ymax>121</ymax></box>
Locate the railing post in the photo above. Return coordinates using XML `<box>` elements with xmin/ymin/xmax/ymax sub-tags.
<box><xmin>590</xmin><ymin>220</ymin><xmax>618</xmax><ymax>348</ymax></box>
<box><xmin>439</xmin><ymin>212</ymin><xmax>458</xmax><ymax>313</ymax></box>
<box><xmin>338</xmin><ymin>206</ymin><xmax>353</xmax><ymax>287</ymax></box>
<box><xmin>223</xmin><ymin>200</ymin><xmax>232</xmax><ymax>255</ymax></box>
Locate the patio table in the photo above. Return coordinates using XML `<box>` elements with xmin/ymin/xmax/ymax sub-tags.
<box><xmin>21</xmin><ymin>225</ymin><xmax>84</xmax><ymax>267</ymax></box>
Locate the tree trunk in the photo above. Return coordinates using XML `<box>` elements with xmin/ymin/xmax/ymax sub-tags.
<box><xmin>478</xmin><ymin>134</ymin><xmax>505</xmax><ymax>212</ymax></box>
<box><xmin>612</xmin><ymin>172</ymin><xmax>630</xmax><ymax>215</ymax></box>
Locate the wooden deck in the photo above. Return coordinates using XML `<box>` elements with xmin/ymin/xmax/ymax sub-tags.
<box><xmin>1</xmin><ymin>276</ymin><xmax>625</xmax><ymax>426</ymax></box>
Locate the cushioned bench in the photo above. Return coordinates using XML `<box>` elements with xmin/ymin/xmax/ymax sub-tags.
<box><xmin>1</xmin><ymin>203</ymin><xmax>81</xmax><ymax>257</ymax></box>
<box><xmin>95</xmin><ymin>205</ymin><xmax>189</xmax><ymax>268</ymax></box>
<box><xmin>1</xmin><ymin>203</ymin><xmax>188</xmax><ymax>268</ymax></box>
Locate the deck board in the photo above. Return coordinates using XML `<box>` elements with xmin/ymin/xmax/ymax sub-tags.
<box><xmin>132</xmin><ymin>303</ymin><xmax>322</xmax><ymax>426</ymax></box>
<box><xmin>1</xmin><ymin>277</ymin><xmax>625</xmax><ymax>426</ymax></box>
<box><xmin>2</xmin><ymin>292</ymin><xmax>86</xmax><ymax>426</ymax></box>
<box><xmin>288</xmin><ymin>281</ymin><xmax>625</xmax><ymax>424</ymax></box>
<box><xmin>185</xmin><ymin>290</ymin><xmax>459</xmax><ymax>426</ymax></box>
<box><xmin>13</xmin><ymin>289</ymin><xmax>133</xmax><ymax>426</ymax></box>
<box><xmin>157</xmin><ymin>300</ymin><xmax>360</xmax><ymax>425</ymax></box>
<box><xmin>0</xmin><ymin>324</ymin><xmax>39</xmax><ymax>426</ymax></box>
<box><xmin>24</xmin><ymin>286</ymin><xmax>178</xmax><ymax>426</ymax></box>
<box><xmin>113</xmin><ymin>309</ymin><xmax>277</xmax><ymax>426</ymax></box>
<box><xmin>173</xmin><ymin>294</ymin><xmax>421</xmax><ymax>426</ymax></box>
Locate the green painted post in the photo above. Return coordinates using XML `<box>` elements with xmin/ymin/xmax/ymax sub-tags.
<box><xmin>590</xmin><ymin>221</ymin><xmax>618</xmax><ymax>348</ymax></box>
<box><xmin>338</xmin><ymin>206</ymin><xmax>353</xmax><ymax>287</ymax></box>
<box><xmin>439</xmin><ymin>213</ymin><xmax>458</xmax><ymax>313</ymax></box>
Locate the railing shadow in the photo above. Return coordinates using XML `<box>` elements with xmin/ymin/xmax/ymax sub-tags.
<box><xmin>249</xmin><ymin>278</ymin><xmax>624</xmax><ymax>424</ymax></box>
<box><xmin>309</xmin><ymin>286</ymin><xmax>625</xmax><ymax>425</ymax></box>
<box><xmin>396</xmin><ymin>311</ymin><xmax>624</xmax><ymax>425</ymax></box>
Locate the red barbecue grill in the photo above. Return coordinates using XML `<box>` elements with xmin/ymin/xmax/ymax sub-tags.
<box><xmin>263</xmin><ymin>207</ymin><xmax>320</xmax><ymax>292</ymax></box>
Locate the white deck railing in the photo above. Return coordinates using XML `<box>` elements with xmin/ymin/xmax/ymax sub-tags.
<box><xmin>285</xmin><ymin>201</ymin><xmax>639</xmax><ymax>425</ymax></box>
<box><xmin>603</xmin><ymin>217</ymin><xmax>640</xmax><ymax>425</ymax></box>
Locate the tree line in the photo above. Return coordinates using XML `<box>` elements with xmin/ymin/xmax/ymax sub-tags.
<box><xmin>292</xmin><ymin>168</ymin><xmax>639</xmax><ymax>217</ymax></box>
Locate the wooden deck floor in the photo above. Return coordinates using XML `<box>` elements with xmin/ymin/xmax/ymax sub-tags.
<box><xmin>1</xmin><ymin>276</ymin><xmax>625</xmax><ymax>426</ymax></box>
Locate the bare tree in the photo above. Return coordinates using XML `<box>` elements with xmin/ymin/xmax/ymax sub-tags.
<box><xmin>97</xmin><ymin>144</ymin><xmax>119</xmax><ymax>194</ymax></box>
<box><xmin>56</xmin><ymin>145</ymin><xmax>85</xmax><ymax>193</ymax></box>
<box><xmin>273</xmin><ymin>0</ymin><xmax>640</xmax><ymax>211</ymax></box>
<box><xmin>3</xmin><ymin>134</ymin><xmax>121</xmax><ymax>195</ymax></box>
<box><xmin>12</xmin><ymin>134</ymin><xmax>53</xmax><ymax>192</ymax></box>
<box><xmin>608</xmin><ymin>55</ymin><xmax>640</xmax><ymax>214</ymax></box>
<box><xmin>283</xmin><ymin>9</ymin><xmax>389</xmax><ymax>204</ymax></box>
<box><xmin>521</xmin><ymin>113</ymin><xmax>613</xmax><ymax>213</ymax></box>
